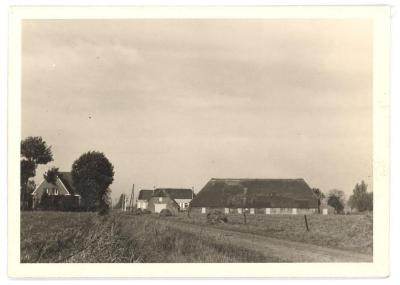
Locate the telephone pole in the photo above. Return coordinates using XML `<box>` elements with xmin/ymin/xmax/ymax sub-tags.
<box><xmin>128</xmin><ymin>184</ymin><xmax>135</xmax><ymax>211</ymax></box>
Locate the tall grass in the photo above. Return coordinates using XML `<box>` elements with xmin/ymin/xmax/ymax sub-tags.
<box><xmin>21</xmin><ymin>211</ymin><xmax>277</xmax><ymax>263</ymax></box>
<box><xmin>172</xmin><ymin>212</ymin><xmax>373</xmax><ymax>255</ymax></box>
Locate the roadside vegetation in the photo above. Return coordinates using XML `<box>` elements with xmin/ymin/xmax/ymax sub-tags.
<box><xmin>21</xmin><ymin>210</ymin><xmax>372</xmax><ymax>263</ymax></box>
<box><xmin>20</xmin><ymin>211</ymin><xmax>275</xmax><ymax>263</ymax></box>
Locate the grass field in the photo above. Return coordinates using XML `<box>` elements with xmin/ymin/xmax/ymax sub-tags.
<box><xmin>172</xmin><ymin>212</ymin><xmax>373</xmax><ymax>255</ymax></box>
<box><xmin>20</xmin><ymin>210</ymin><xmax>372</xmax><ymax>263</ymax></box>
<box><xmin>20</xmin><ymin>211</ymin><xmax>274</xmax><ymax>263</ymax></box>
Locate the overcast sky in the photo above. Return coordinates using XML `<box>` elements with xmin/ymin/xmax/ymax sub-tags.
<box><xmin>22</xmin><ymin>19</ymin><xmax>372</xmax><ymax>202</ymax></box>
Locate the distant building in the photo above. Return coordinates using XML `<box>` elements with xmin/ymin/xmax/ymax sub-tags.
<box><xmin>137</xmin><ymin>188</ymin><xmax>195</xmax><ymax>213</ymax></box>
<box><xmin>136</xmin><ymin>189</ymin><xmax>153</xmax><ymax>210</ymax></box>
<box><xmin>190</xmin><ymin>178</ymin><xmax>318</xmax><ymax>215</ymax></box>
<box><xmin>31</xmin><ymin>172</ymin><xmax>81</xmax><ymax>210</ymax></box>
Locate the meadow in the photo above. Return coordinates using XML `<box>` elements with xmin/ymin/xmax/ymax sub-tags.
<box><xmin>172</xmin><ymin>212</ymin><xmax>373</xmax><ymax>255</ymax></box>
<box><xmin>20</xmin><ymin>211</ymin><xmax>273</xmax><ymax>263</ymax></box>
<box><xmin>20</xmin><ymin>210</ymin><xmax>372</xmax><ymax>263</ymax></box>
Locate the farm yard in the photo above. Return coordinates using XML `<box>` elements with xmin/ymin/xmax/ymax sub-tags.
<box><xmin>20</xmin><ymin>211</ymin><xmax>373</xmax><ymax>263</ymax></box>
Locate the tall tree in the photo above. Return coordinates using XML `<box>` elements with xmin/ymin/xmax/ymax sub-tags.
<box><xmin>43</xmin><ymin>167</ymin><xmax>60</xmax><ymax>184</ymax></box>
<box><xmin>327</xmin><ymin>189</ymin><xmax>345</xmax><ymax>214</ymax></box>
<box><xmin>71</xmin><ymin>151</ymin><xmax>114</xmax><ymax>212</ymax></box>
<box><xmin>348</xmin><ymin>180</ymin><xmax>373</xmax><ymax>212</ymax></box>
<box><xmin>312</xmin><ymin>188</ymin><xmax>325</xmax><ymax>213</ymax></box>
<box><xmin>20</xmin><ymin>136</ymin><xmax>53</xmax><ymax>209</ymax></box>
<box><xmin>114</xmin><ymin>194</ymin><xmax>126</xmax><ymax>210</ymax></box>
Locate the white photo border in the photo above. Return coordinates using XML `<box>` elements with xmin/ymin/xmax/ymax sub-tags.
<box><xmin>8</xmin><ymin>6</ymin><xmax>390</xmax><ymax>278</ymax></box>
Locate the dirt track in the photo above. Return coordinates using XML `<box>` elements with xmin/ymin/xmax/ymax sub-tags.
<box><xmin>158</xmin><ymin>218</ymin><xmax>373</xmax><ymax>263</ymax></box>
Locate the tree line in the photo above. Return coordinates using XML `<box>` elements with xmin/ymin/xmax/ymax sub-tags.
<box><xmin>312</xmin><ymin>180</ymin><xmax>373</xmax><ymax>214</ymax></box>
<box><xmin>20</xmin><ymin>136</ymin><xmax>114</xmax><ymax>213</ymax></box>
<box><xmin>21</xmin><ymin>136</ymin><xmax>373</xmax><ymax>214</ymax></box>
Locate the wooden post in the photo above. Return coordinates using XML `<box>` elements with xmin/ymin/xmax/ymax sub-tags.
<box><xmin>304</xmin><ymin>215</ymin><xmax>310</xmax><ymax>231</ymax></box>
<box><xmin>243</xmin><ymin>187</ymin><xmax>248</xmax><ymax>224</ymax></box>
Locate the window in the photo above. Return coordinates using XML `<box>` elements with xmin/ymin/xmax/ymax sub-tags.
<box><xmin>54</xmin><ymin>188</ymin><xmax>58</xmax><ymax>195</ymax></box>
<box><xmin>224</xmin><ymin>208</ymin><xmax>229</xmax><ymax>214</ymax></box>
<box><xmin>159</xmin><ymin>197</ymin><xmax>162</xmax><ymax>202</ymax></box>
<box><xmin>250</xmin><ymin>208</ymin><xmax>255</xmax><ymax>214</ymax></box>
<box><xmin>45</xmin><ymin>188</ymin><xmax>49</xmax><ymax>194</ymax></box>
<box><xmin>265</xmin><ymin>208</ymin><xmax>271</xmax><ymax>215</ymax></box>
<box><xmin>184</xmin><ymin>203</ymin><xmax>189</xmax><ymax>208</ymax></box>
<box><xmin>201</xmin><ymin>207</ymin><xmax>206</xmax><ymax>214</ymax></box>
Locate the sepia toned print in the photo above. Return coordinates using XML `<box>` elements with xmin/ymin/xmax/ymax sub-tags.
<box><xmin>19</xmin><ymin>17</ymin><xmax>375</xmax><ymax>265</ymax></box>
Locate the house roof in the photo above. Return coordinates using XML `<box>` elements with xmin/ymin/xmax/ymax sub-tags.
<box><xmin>57</xmin><ymin>172</ymin><xmax>78</xmax><ymax>195</ymax></box>
<box><xmin>153</xmin><ymin>188</ymin><xmax>194</xmax><ymax>200</ymax></box>
<box><xmin>190</xmin><ymin>178</ymin><xmax>318</xmax><ymax>208</ymax></box>
<box><xmin>137</xmin><ymin>189</ymin><xmax>154</xmax><ymax>201</ymax></box>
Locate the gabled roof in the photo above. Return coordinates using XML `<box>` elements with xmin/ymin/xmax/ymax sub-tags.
<box><xmin>137</xmin><ymin>189</ymin><xmax>154</xmax><ymax>201</ymax></box>
<box><xmin>190</xmin><ymin>178</ymin><xmax>318</xmax><ymax>208</ymax></box>
<box><xmin>153</xmin><ymin>188</ymin><xmax>194</xmax><ymax>200</ymax></box>
<box><xmin>57</xmin><ymin>172</ymin><xmax>78</xmax><ymax>195</ymax></box>
<box><xmin>32</xmin><ymin>171</ymin><xmax>76</xmax><ymax>196</ymax></box>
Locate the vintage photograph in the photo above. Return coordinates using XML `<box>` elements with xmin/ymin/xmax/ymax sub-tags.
<box><xmin>17</xmin><ymin>14</ymin><xmax>379</xmax><ymax>266</ymax></box>
<box><xmin>19</xmin><ymin>18</ymin><xmax>374</xmax><ymax>264</ymax></box>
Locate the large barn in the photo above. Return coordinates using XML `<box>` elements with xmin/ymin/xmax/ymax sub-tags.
<box><xmin>190</xmin><ymin>178</ymin><xmax>318</xmax><ymax>215</ymax></box>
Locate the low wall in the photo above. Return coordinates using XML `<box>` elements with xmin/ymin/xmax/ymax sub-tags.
<box><xmin>190</xmin><ymin>207</ymin><xmax>317</xmax><ymax>215</ymax></box>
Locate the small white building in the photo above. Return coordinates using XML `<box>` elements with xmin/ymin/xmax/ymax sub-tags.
<box><xmin>136</xmin><ymin>189</ymin><xmax>153</xmax><ymax>209</ymax></box>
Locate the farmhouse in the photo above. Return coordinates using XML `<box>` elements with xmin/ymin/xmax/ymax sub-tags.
<box><xmin>138</xmin><ymin>188</ymin><xmax>194</xmax><ymax>213</ymax></box>
<box><xmin>190</xmin><ymin>178</ymin><xmax>318</xmax><ymax>215</ymax></box>
<box><xmin>31</xmin><ymin>172</ymin><xmax>81</xmax><ymax>210</ymax></box>
<box><xmin>136</xmin><ymin>189</ymin><xmax>153</xmax><ymax>210</ymax></box>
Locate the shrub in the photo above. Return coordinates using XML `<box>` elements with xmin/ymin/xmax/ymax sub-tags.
<box><xmin>98</xmin><ymin>207</ymin><xmax>110</xmax><ymax>216</ymax></box>
<box><xmin>132</xmin><ymin>208</ymin><xmax>143</xmax><ymax>215</ymax></box>
<box><xmin>159</xmin><ymin>209</ymin><xmax>173</xmax><ymax>217</ymax></box>
<box><xmin>142</xmin><ymin>209</ymin><xmax>151</xmax><ymax>214</ymax></box>
<box><xmin>207</xmin><ymin>210</ymin><xmax>228</xmax><ymax>224</ymax></box>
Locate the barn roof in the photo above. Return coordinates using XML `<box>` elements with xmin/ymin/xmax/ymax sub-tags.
<box><xmin>190</xmin><ymin>178</ymin><xmax>318</xmax><ymax>208</ymax></box>
<box><xmin>153</xmin><ymin>188</ymin><xmax>194</xmax><ymax>200</ymax></box>
<box><xmin>137</xmin><ymin>189</ymin><xmax>154</xmax><ymax>201</ymax></box>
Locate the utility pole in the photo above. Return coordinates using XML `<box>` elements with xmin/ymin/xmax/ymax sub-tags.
<box><xmin>128</xmin><ymin>184</ymin><xmax>135</xmax><ymax>211</ymax></box>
